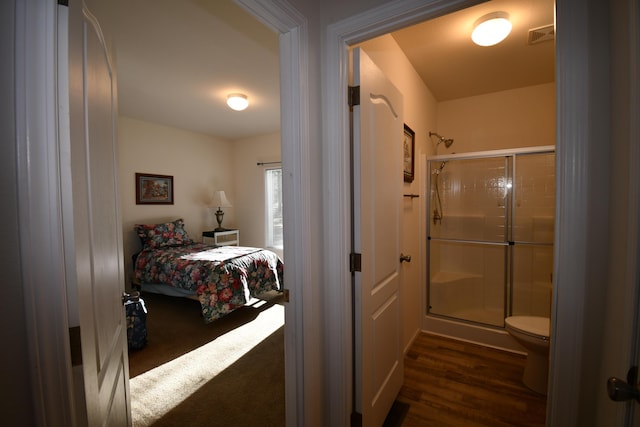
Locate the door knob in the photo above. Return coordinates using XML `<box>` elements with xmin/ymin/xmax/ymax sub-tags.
<box><xmin>400</xmin><ymin>253</ymin><xmax>411</xmax><ymax>263</ymax></box>
<box><xmin>607</xmin><ymin>367</ymin><xmax>640</xmax><ymax>403</ymax></box>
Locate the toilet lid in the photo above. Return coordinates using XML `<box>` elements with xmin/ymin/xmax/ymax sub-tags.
<box><xmin>505</xmin><ymin>316</ymin><xmax>550</xmax><ymax>339</ymax></box>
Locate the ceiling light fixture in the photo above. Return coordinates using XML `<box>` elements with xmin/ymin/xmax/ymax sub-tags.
<box><xmin>471</xmin><ymin>12</ymin><xmax>512</xmax><ymax>47</ymax></box>
<box><xmin>226</xmin><ymin>93</ymin><xmax>249</xmax><ymax>111</ymax></box>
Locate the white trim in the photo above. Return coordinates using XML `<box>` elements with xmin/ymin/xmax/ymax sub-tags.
<box><xmin>235</xmin><ymin>1</ymin><xmax>309</xmax><ymax>426</ymax></box>
<box><xmin>322</xmin><ymin>21</ymin><xmax>353</xmax><ymax>427</ymax></box>
<box><xmin>423</xmin><ymin>316</ymin><xmax>524</xmax><ymax>353</ymax></box>
<box><xmin>15</xmin><ymin>0</ymin><xmax>75</xmax><ymax>424</ymax></box>
<box><xmin>323</xmin><ymin>1</ymin><xmax>485</xmax><ymax>424</ymax></box>
<box><xmin>264</xmin><ymin>168</ymin><xmax>284</xmax><ymax>250</ymax></box>
<box><xmin>427</xmin><ymin>145</ymin><xmax>556</xmax><ymax>161</ymax></box>
<box><xmin>549</xmin><ymin>0</ymin><xmax>610</xmax><ymax>424</ymax></box>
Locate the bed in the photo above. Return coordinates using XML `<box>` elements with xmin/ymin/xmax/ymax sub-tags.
<box><xmin>132</xmin><ymin>219</ymin><xmax>283</xmax><ymax>323</ymax></box>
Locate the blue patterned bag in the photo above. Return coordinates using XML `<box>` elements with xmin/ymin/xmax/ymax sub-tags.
<box><xmin>125</xmin><ymin>296</ymin><xmax>147</xmax><ymax>351</ymax></box>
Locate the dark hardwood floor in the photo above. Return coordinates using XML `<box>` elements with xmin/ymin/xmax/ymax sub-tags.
<box><xmin>397</xmin><ymin>332</ymin><xmax>547</xmax><ymax>427</ymax></box>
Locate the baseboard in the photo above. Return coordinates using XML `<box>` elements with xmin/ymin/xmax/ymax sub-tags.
<box><xmin>423</xmin><ymin>315</ymin><xmax>526</xmax><ymax>354</ymax></box>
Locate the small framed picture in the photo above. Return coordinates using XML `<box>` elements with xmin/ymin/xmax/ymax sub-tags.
<box><xmin>136</xmin><ymin>173</ymin><xmax>174</xmax><ymax>204</ymax></box>
<box><xmin>403</xmin><ymin>124</ymin><xmax>415</xmax><ymax>183</ymax></box>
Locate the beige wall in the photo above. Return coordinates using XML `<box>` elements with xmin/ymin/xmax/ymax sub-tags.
<box><xmin>357</xmin><ymin>34</ymin><xmax>438</xmax><ymax>352</ymax></box>
<box><xmin>231</xmin><ymin>131</ymin><xmax>282</xmax><ymax>256</ymax></box>
<box><xmin>117</xmin><ymin>116</ymin><xmax>282</xmax><ymax>284</ymax></box>
<box><xmin>437</xmin><ymin>83</ymin><xmax>556</xmax><ymax>153</ymax></box>
<box><xmin>118</xmin><ymin>116</ymin><xmax>235</xmax><ymax>284</ymax></box>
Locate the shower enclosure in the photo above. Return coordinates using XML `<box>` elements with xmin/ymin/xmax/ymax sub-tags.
<box><xmin>427</xmin><ymin>146</ymin><xmax>555</xmax><ymax>328</ymax></box>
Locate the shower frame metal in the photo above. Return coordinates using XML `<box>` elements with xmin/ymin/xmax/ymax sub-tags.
<box><xmin>426</xmin><ymin>145</ymin><xmax>555</xmax><ymax>328</ymax></box>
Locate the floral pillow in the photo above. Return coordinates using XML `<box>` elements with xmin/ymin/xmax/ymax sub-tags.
<box><xmin>135</xmin><ymin>218</ymin><xmax>193</xmax><ymax>249</ymax></box>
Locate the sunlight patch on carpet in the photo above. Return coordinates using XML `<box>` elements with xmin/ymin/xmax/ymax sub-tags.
<box><xmin>130</xmin><ymin>303</ymin><xmax>284</xmax><ymax>427</ymax></box>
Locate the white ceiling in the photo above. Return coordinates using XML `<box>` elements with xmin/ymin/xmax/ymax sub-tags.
<box><xmin>111</xmin><ymin>0</ymin><xmax>555</xmax><ymax>141</ymax></box>
<box><xmin>392</xmin><ymin>0</ymin><xmax>555</xmax><ymax>101</ymax></box>
<box><xmin>110</xmin><ymin>0</ymin><xmax>281</xmax><ymax>141</ymax></box>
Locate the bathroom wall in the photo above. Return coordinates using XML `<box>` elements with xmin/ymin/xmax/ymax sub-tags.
<box><xmin>436</xmin><ymin>83</ymin><xmax>556</xmax><ymax>153</ymax></box>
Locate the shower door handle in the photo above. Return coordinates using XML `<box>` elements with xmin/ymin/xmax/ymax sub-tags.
<box><xmin>400</xmin><ymin>253</ymin><xmax>411</xmax><ymax>263</ymax></box>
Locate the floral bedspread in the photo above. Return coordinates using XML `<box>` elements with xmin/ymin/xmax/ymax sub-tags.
<box><xmin>134</xmin><ymin>243</ymin><xmax>283</xmax><ymax>323</ymax></box>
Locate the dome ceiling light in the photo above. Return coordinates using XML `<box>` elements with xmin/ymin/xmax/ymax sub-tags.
<box><xmin>471</xmin><ymin>12</ymin><xmax>512</xmax><ymax>47</ymax></box>
<box><xmin>226</xmin><ymin>93</ymin><xmax>249</xmax><ymax>111</ymax></box>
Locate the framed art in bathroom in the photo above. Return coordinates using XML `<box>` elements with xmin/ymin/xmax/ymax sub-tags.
<box><xmin>403</xmin><ymin>124</ymin><xmax>415</xmax><ymax>183</ymax></box>
<box><xmin>136</xmin><ymin>173</ymin><xmax>174</xmax><ymax>204</ymax></box>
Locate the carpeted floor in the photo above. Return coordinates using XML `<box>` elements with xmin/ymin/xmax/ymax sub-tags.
<box><xmin>128</xmin><ymin>290</ymin><xmax>285</xmax><ymax>427</ymax></box>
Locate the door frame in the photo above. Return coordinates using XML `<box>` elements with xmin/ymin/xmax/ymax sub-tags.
<box><xmin>15</xmin><ymin>1</ymin><xmax>78</xmax><ymax>424</ymax></box>
<box><xmin>235</xmin><ymin>1</ymin><xmax>310</xmax><ymax>425</ymax></box>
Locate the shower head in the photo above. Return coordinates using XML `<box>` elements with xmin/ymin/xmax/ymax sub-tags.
<box><xmin>429</xmin><ymin>131</ymin><xmax>454</xmax><ymax>148</ymax></box>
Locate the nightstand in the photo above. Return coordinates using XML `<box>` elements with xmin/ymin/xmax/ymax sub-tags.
<box><xmin>202</xmin><ymin>229</ymin><xmax>240</xmax><ymax>246</ymax></box>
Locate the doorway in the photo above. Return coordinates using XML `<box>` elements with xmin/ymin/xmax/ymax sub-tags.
<box><xmin>327</xmin><ymin>0</ymin><xmax>640</xmax><ymax>423</ymax></box>
<box><xmin>326</xmin><ymin>0</ymin><xmax>557</xmax><ymax>424</ymax></box>
<box><xmin>102</xmin><ymin>1</ymin><xmax>306</xmax><ymax>424</ymax></box>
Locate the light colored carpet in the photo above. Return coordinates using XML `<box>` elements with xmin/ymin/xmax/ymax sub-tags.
<box><xmin>129</xmin><ymin>292</ymin><xmax>285</xmax><ymax>427</ymax></box>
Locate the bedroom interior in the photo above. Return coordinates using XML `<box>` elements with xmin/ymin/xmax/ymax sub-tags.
<box><xmin>109</xmin><ymin>0</ymin><xmax>553</xmax><ymax>424</ymax></box>
<box><xmin>103</xmin><ymin>0</ymin><xmax>286</xmax><ymax>425</ymax></box>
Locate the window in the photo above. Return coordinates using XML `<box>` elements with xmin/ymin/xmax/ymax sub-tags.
<box><xmin>265</xmin><ymin>168</ymin><xmax>283</xmax><ymax>249</ymax></box>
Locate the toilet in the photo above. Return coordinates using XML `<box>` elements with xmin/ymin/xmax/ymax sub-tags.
<box><xmin>504</xmin><ymin>316</ymin><xmax>550</xmax><ymax>395</ymax></box>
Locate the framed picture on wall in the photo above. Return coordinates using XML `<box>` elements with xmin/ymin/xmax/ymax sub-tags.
<box><xmin>403</xmin><ymin>124</ymin><xmax>415</xmax><ymax>183</ymax></box>
<box><xmin>136</xmin><ymin>173</ymin><xmax>174</xmax><ymax>204</ymax></box>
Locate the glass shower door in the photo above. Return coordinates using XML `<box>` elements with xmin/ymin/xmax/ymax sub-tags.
<box><xmin>428</xmin><ymin>156</ymin><xmax>510</xmax><ymax>327</ymax></box>
<box><xmin>511</xmin><ymin>152</ymin><xmax>555</xmax><ymax>317</ymax></box>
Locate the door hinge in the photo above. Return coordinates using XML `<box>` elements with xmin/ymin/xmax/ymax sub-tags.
<box><xmin>348</xmin><ymin>85</ymin><xmax>360</xmax><ymax>107</ymax></box>
<box><xmin>350</xmin><ymin>252</ymin><xmax>362</xmax><ymax>273</ymax></box>
<box><xmin>58</xmin><ymin>0</ymin><xmax>69</xmax><ymax>6</ymax></box>
<box><xmin>69</xmin><ymin>326</ymin><xmax>82</xmax><ymax>366</ymax></box>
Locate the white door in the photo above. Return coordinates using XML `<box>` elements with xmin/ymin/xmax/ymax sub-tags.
<box><xmin>63</xmin><ymin>1</ymin><xmax>131</xmax><ymax>425</ymax></box>
<box><xmin>352</xmin><ymin>47</ymin><xmax>404</xmax><ymax>426</ymax></box>
<box><xmin>593</xmin><ymin>0</ymin><xmax>640</xmax><ymax>423</ymax></box>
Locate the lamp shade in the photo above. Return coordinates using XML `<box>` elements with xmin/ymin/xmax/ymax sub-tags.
<box><xmin>213</xmin><ymin>190</ymin><xmax>232</xmax><ymax>208</ymax></box>
<box><xmin>471</xmin><ymin>12</ymin><xmax>512</xmax><ymax>47</ymax></box>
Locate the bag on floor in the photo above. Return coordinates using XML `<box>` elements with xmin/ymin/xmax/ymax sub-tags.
<box><xmin>125</xmin><ymin>294</ymin><xmax>148</xmax><ymax>351</ymax></box>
